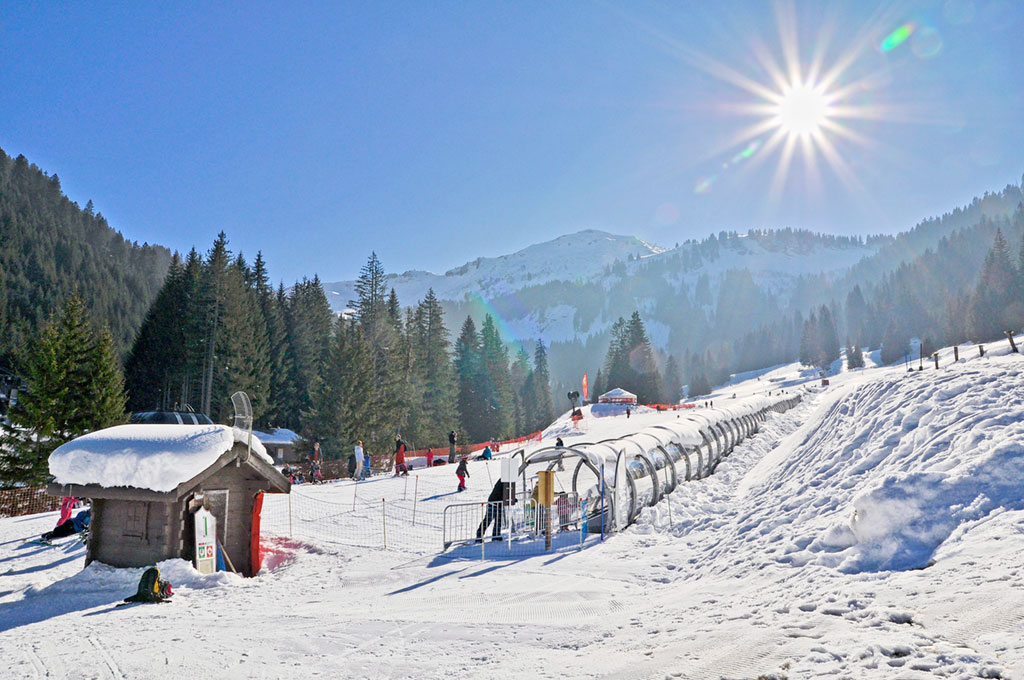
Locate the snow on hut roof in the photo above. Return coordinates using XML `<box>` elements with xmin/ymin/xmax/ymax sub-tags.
<box><xmin>49</xmin><ymin>424</ymin><xmax>271</xmax><ymax>493</ymax></box>
<box><xmin>253</xmin><ymin>428</ymin><xmax>301</xmax><ymax>446</ymax></box>
<box><xmin>599</xmin><ymin>387</ymin><xmax>637</xmax><ymax>399</ymax></box>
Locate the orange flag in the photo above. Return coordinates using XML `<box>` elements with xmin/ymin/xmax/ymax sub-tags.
<box><xmin>582</xmin><ymin>372</ymin><xmax>588</xmax><ymax>401</ymax></box>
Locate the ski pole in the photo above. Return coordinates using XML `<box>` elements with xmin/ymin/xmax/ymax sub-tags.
<box><xmin>404</xmin><ymin>475</ymin><xmax>408</xmax><ymax>500</ymax></box>
<box><xmin>485</xmin><ymin>461</ymin><xmax>492</xmax><ymax>487</ymax></box>
<box><xmin>352</xmin><ymin>481</ymin><xmax>357</xmax><ymax>511</ymax></box>
<box><xmin>381</xmin><ymin>499</ymin><xmax>387</xmax><ymax>550</ymax></box>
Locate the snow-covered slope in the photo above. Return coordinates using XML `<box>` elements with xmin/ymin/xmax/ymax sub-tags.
<box><xmin>5</xmin><ymin>341</ymin><xmax>1022</xmax><ymax>678</ymax></box>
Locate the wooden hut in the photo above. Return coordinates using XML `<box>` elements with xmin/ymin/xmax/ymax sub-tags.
<box><xmin>47</xmin><ymin>424</ymin><xmax>290</xmax><ymax>577</ymax></box>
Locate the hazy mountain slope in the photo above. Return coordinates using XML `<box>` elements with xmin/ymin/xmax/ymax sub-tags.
<box><xmin>325</xmin><ymin>228</ymin><xmax>876</xmax><ymax>347</ymax></box>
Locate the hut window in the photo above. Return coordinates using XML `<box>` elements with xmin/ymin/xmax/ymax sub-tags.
<box><xmin>124</xmin><ymin>502</ymin><xmax>150</xmax><ymax>540</ymax></box>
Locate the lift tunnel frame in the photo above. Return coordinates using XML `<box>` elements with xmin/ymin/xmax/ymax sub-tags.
<box><xmin>513</xmin><ymin>393</ymin><xmax>802</xmax><ymax>534</ymax></box>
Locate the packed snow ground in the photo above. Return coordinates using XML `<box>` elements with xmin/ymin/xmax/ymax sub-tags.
<box><xmin>3</xmin><ymin>341</ymin><xmax>1024</xmax><ymax>678</ymax></box>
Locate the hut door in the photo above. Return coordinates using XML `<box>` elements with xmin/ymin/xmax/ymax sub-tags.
<box><xmin>205</xmin><ymin>489</ymin><xmax>230</xmax><ymax>547</ymax></box>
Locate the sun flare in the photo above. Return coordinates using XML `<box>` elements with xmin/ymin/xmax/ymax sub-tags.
<box><xmin>772</xmin><ymin>84</ymin><xmax>831</xmax><ymax>137</ymax></box>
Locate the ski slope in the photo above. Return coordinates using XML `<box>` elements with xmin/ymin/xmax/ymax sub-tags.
<box><xmin>2</xmin><ymin>341</ymin><xmax>1024</xmax><ymax>678</ymax></box>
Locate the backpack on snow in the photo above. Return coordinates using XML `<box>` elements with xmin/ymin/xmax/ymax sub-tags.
<box><xmin>124</xmin><ymin>567</ymin><xmax>174</xmax><ymax>604</ymax></box>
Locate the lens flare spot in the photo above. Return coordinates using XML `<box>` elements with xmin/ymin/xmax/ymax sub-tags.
<box><xmin>694</xmin><ymin>176</ymin><xmax>715</xmax><ymax>194</ymax></box>
<box><xmin>732</xmin><ymin>139</ymin><xmax>762</xmax><ymax>162</ymax></box>
<box><xmin>911</xmin><ymin>27</ymin><xmax>943</xmax><ymax>58</ymax></box>
<box><xmin>879</xmin><ymin>23</ymin><xmax>915</xmax><ymax>52</ymax></box>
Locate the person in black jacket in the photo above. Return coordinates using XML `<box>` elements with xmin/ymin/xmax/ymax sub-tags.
<box><xmin>476</xmin><ymin>480</ymin><xmax>515</xmax><ymax>541</ymax></box>
<box><xmin>456</xmin><ymin>457</ymin><xmax>469</xmax><ymax>491</ymax></box>
<box><xmin>448</xmin><ymin>430</ymin><xmax>458</xmax><ymax>463</ymax></box>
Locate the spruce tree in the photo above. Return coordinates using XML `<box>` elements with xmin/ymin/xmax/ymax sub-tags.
<box><xmin>480</xmin><ymin>315</ymin><xmax>514</xmax><ymax>439</ymax></box>
<box><xmin>971</xmin><ymin>228</ymin><xmax>1021</xmax><ymax>341</ymax></box>
<box><xmin>455</xmin><ymin>316</ymin><xmax>488</xmax><ymax>442</ymax></box>
<box><xmin>1</xmin><ymin>295</ymin><xmax>126</xmax><ymax>485</ymax></box>
<box><xmin>510</xmin><ymin>347</ymin><xmax>532</xmax><ymax>436</ymax></box>
<box><xmin>817</xmin><ymin>305</ymin><xmax>841</xmax><ymax>369</ymax></box>
<box><xmin>663</xmin><ymin>354</ymin><xmax>683</xmax><ymax>403</ymax></box>
<box><xmin>530</xmin><ymin>340</ymin><xmax>554</xmax><ymax>430</ymax></box>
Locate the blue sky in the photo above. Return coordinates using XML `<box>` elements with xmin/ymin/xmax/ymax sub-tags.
<box><xmin>1</xmin><ymin>1</ymin><xmax>1021</xmax><ymax>285</ymax></box>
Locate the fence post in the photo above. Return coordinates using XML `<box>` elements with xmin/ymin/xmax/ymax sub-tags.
<box><xmin>381</xmin><ymin>499</ymin><xmax>387</xmax><ymax>550</ymax></box>
<box><xmin>485</xmin><ymin>461</ymin><xmax>492</xmax><ymax>487</ymax></box>
<box><xmin>412</xmin><ymin>475</ymin><xmax>419</xmax><ymax>526</ymax></box>
<box><xmin>481</xmin><ymin>503</ymin><xmax>486</xmax><ymax>561</ymax></box>
<box><xmin>932</xmin><ymin>352</ymin><xmax>939</xmax><ymax>370</ymax></box>
<box><xmin>980</xmin><ymin>344</ymin><xmax>985</xmax><ymax>357</ymax></box>
<box><xmin>288</xmin><ymin>491</ymin><xmax>293</xmax><ymax>538</ymax></box>
<box><xmin>352</xmin><ymin>481</ymin><xmax>357</xmax><ymax>511</ymax></box>
<box><xmin>1006</xmin><ymin>331</ymin><xmax>1019</xmax><ymax>353</ymax></box>
<box><xmin>404</xmin><ymin>475</ymin><xmax>408</xmax><ymax>500</ymax></box>
<box><xmin>954</xmin><ymin>345</ymin><xmax>959</xmax><ymax>362</ymax></box>
<box><xmin>600</xmin><ymin>465</ymin><xmax>605</xmax><ymax>541</ymax></box>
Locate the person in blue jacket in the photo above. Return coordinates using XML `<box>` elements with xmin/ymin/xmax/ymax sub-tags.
<box><xmin>41</xmin><ymin>508</ymin><xmax>90</xmax><ymax>541</ymax></box>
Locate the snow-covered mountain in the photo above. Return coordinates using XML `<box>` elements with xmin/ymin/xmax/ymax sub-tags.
<box><xmin>323</xmin><ymin>230</ymin><xmax>665</xmax><ymax>313</ymax></box>
<box><xmin>324</xmin><ymin>228</ymin><xmax>877</xmax><ymax>348</ymax></box>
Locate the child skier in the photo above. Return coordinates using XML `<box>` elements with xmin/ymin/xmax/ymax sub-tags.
<box><xmin>456</xmin><ymin>457</ymin><xmax>469</xmax><ymax>492</ymax></box>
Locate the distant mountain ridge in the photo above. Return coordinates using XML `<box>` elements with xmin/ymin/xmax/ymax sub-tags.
<box><xmin>324</xmin><ymin>227</ymin><xmax>878</xmax><ymax>348</ymax></box>
<box><xmin>324</xmin><ymin>230</ymin><xmax>665</xmax><ymax>313</ymax></box>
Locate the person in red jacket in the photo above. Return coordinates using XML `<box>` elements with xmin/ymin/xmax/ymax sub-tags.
<box><xmin>393</xmin><ymin>435</ymin><xmax>409</xmax><ymax>477</ymax></box>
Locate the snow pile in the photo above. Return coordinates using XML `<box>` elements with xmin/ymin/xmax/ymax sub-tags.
<box><xmin>49</xmin><ymin>424</ymin><xmax>271</xmax><ymax>492</ymax></box>
<box><xmin>735</xmin><ymin>356</ymin><xmax>1024</xmax><ymax>573</ymax></box>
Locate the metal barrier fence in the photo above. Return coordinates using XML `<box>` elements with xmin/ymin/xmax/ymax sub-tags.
<box><xmin>442</xmin><ymin>497</ymin><xmax>589</xmax><ymax>548</ymax></box>
<box><xmin>259</xmin><ymin>484</ymin><xmax>601</xmax><ymax>560</ymax></box>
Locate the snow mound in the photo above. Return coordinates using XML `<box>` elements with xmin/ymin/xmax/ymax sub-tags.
<box><xmin>742</xmin><ymin>356</ymin><xmax>1024</xmax><ymax>573</ymax></box>
<box><xmin>49</xmin><ymin>424</ymin><xmax>271</xmax><ymax>493</ymax></box>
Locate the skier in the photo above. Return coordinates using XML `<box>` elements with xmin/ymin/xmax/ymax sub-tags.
<box><xmin>354</xmin><ymin>441</ymin><xmax>364</xmax><ymax>481</ymax></box>
<box><xmin>309</xmin><ymin>442</ymin><xmax>324</xmax><ymax>484</ymax></box>
<box><xmin>363</xmin><ymin>449</ymin><xmax>372</xmax><ymax>479</ymax></box>
<box><xmin>626</xmin><ymin>406</ymin><xmax>631</xmax><ymax>419</ymax></box>
<box><xmin>476</xmin><ymin>479</ymin><xmax>514</xmax><ymax>541</ymax></box>
<box><xmin>448</xmin><ymin>429</ymin><xmax>458</xmax><ymax>463</ymax></box>
<box><xmin>555</xmin><ymin>437</ymin><xmax>564</xmax><ymax>448</ymax></box>
<box><xmin>40</xmin><ymin>507</ymin><xmax>91</xmax><ymax>542</ymax></box>
<box><xmin>456</xmin><ymin>457</ymin><xmax>469</xmax><ymax>492</ymax></box>
<box><xmin>480</xmin><ymin>445</ymin><xmax>493</xmax><ymax>460</ymax></box>
<box><xmin>347</xmin><ymin>451</ymin><xmax>357</xmax><ymax>479</ymax></box>
<box><xmin>391</xmin><ymin>438</ymin><xmax>407</xmax><ymax>475</ymax></box>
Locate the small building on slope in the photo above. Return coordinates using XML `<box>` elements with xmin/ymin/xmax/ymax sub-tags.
<box><xmin>597</xmin><ymin>387</ymin><xmax>638</xmax><ymax>405</ymax></box>
<box><xmin>47</xmin><ymin>424</ymin><xmax>290</xmax><ymax>577</ymax></box>
<box><xmin>254</xmin><ymin>427</ymin><xmax>302</xmax><ymax>464</ymax></box>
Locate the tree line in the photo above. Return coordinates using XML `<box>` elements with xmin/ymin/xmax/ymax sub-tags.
<box><xmin>125</xmin><ymin>240</ymin><xmax>555</xmax><ymax>461</ymax></box>
<box><xmin>0</xmin><ymin>147</ymin><xmax>171</xmax><ymax>373</ymax></box>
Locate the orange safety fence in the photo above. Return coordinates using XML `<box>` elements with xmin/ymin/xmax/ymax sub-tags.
<box><xmin>0</xmin><ymin>486</ymin><xmax>61</xmax><ymax>518</ymax></box>
<box><xmin>646</xmin><ymin>403</ymin><xmax>696</xmax><ymax>411</ymax></box>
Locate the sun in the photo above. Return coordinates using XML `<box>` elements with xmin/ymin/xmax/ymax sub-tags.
<box><xmin>636</xmin><ymin>0</ymin><xmax>903</xmax><ymax>202</ymax></box>
<box><xmin>772</xmin><ymin>83</ymin><xmax>831</xmax><ymax>137</ymax></box>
